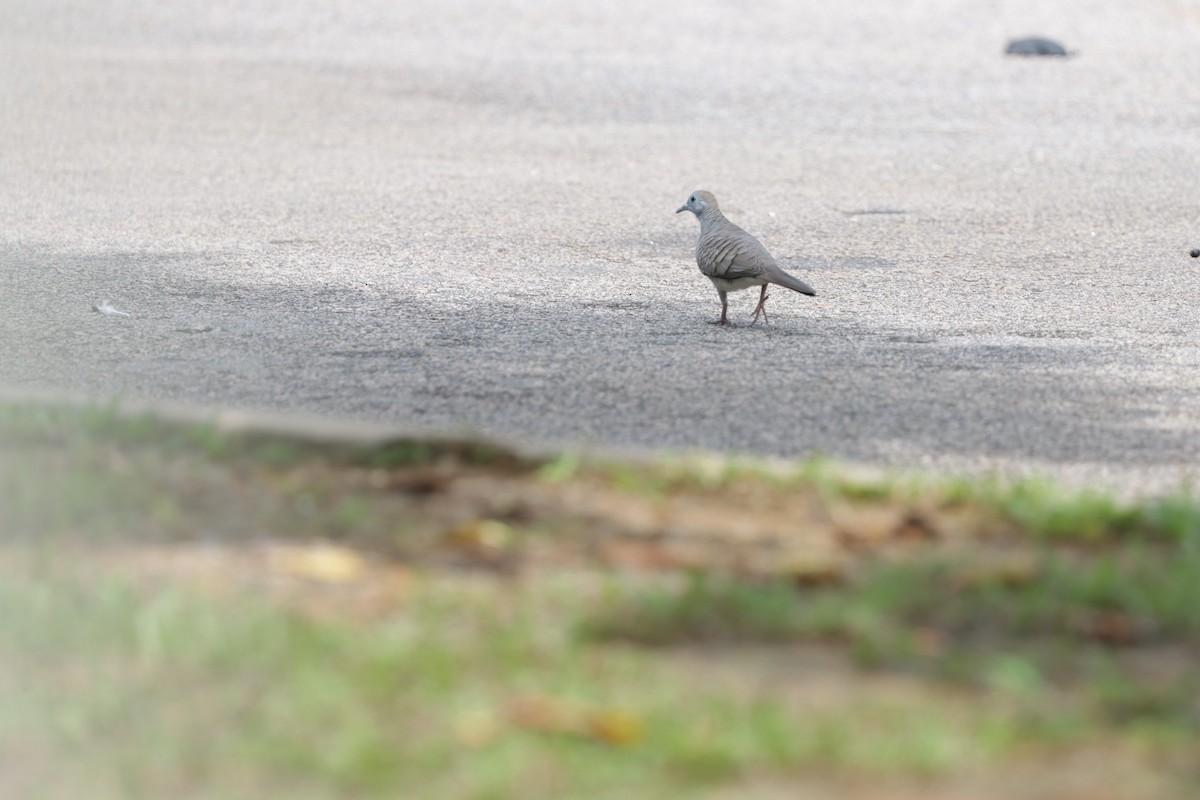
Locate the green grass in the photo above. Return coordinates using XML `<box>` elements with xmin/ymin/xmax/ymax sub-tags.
<box><xmin>583</xmin><ymin>563</ymin><xmax>1200</xmax><ymax>742</ymax></box>
<box><xmin>3</xmin><ymin>398</ymin><xmax>1200</xmax><ymax>797</ymax></box>
<box><xmin>0</xmin><ymin>560</ymin><xmax>1078</xmax><ymax>800</ymax></box>
<box><xmin>585</xmin><ymin>545</ymin><xmax>1200</xmax><ymax>647</ymax></box>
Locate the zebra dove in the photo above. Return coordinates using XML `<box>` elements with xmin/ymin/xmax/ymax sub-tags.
<box><xmin>676</xmin><ymin>190</ymin><xmax>816</xmax><ymax>325</ymax></box>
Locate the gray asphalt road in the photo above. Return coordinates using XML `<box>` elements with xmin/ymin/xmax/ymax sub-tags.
<box><xmin>3</xmin><ymin>0</ymin><xmax>1200</xmax><ymax>494</ymax></box>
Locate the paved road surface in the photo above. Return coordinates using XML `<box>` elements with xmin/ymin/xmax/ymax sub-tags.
<box><xmin>3</xmin><ymin>0</ymin><xmax>1200</xmax><ymax>493</ymax></box>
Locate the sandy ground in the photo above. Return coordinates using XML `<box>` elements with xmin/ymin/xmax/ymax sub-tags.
<box><xmin>2</xmin><ymin>0</ymin><xmax>1199</xmax><ymax>494</ymax></box>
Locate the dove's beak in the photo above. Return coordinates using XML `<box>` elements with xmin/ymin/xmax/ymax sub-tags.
<box><xmin>675</xmin><ymin>205</ymin><xmax>687</xmax><ymax>214</ymax></box>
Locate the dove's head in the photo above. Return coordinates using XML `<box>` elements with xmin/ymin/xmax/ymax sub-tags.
<box><xmin>676</xmin><ymin>190</ymin><xmax>718</xmax><ymax>216</ymax></box>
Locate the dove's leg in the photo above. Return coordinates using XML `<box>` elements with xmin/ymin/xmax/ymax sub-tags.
<box><xmin>749</xmin><ymin>284</ymin><xmax>770</xmax><ymax>325</ymax></box>
<box><xmin>708</xmin><ymin>289</ymin><xmax>731</xmax><ymax>325</ymax></box>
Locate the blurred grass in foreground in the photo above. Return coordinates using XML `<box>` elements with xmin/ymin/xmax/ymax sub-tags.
<box><xmin>1</xmin><ymin>400</ymin><xmax>1198</xmax><ymax>799</ymax></box>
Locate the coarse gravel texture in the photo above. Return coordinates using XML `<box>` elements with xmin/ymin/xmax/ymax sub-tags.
<box><xmin>2</xmin><ymin>0</ymin><xmax>1200</xmax><ymax>495</ymax></box>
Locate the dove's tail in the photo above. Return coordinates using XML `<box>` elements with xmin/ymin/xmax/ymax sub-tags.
<box><xmin>770</xmin><ymin>271</ymin><xmax>816</xmax><ymax>297</ymax></box>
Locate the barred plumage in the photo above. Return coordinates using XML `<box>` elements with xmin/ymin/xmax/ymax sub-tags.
<box><xmin>676</xmin><ymin>190</ymin><xmax>816</xmax><ymax>326</ymax></box>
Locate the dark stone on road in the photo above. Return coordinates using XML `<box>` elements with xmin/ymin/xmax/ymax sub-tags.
<box><xmin>1005</xmin><ymin>37</ymin><xmax>1070</xmax><ymax>56</ymax></box>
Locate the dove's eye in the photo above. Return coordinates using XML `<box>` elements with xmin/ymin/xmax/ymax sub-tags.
<box><xmin>689</xmin><ymin>196</ymin><xmax>696</xmax><ymax>203</ymax></box>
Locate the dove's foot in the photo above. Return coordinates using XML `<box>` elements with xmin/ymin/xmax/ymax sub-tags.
<box><xmin>749</xmin><ymin>287</ymin><xmax>771</xmax><ymax>325</ymax></box>
<box><xmin>709</xmin><ymin>303</ymin><xmax>731</xmax><ymax>326</ymax></box>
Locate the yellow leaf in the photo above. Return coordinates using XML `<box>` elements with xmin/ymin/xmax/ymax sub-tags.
<box><xmin>268</xmin><ymin>543</ymin><xmax>365</xmax><ymax>584</ymax></box>
<box><xmin>585</xmin><ymin>708</ymin><xmax>644</xmax><ymax>746</ymax></box>
<box><xmin>447</xmin><ymin>520</ymin><xmax>513</xmax><ymax>556</ymax></box>
<box><xmin>508</xmin><ymin>696</ymin><xmax>644</xmax><ymax>746</ymax></box>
